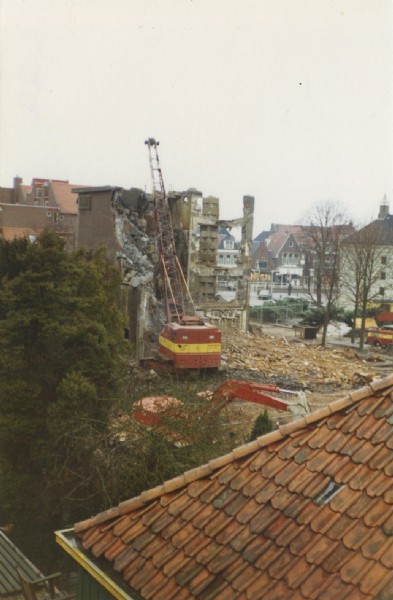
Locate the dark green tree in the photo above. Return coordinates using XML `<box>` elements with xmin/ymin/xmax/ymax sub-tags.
<box><xmin>0</xmin><ymin>231</ymin><xmax>127</xmax><ymax>568</ymax></box>
<box><xmin>249</xmin><ymin>409</ymin><xmax>275</xmax><ymax>441</ymax></box>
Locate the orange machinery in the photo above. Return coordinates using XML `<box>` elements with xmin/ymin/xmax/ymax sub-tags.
<box><xmin>145</xmin><ymin>138</ymin><xmax>221</xmax><ymax>368</ymax></box>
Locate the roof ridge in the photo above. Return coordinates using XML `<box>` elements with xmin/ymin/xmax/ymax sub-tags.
<box><xmin>73</xmin><ymin>374</ymin><xmax>393</xmax><ymax>533</ymax></box>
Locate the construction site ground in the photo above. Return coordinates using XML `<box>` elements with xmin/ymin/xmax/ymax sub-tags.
<box><xmin>134</xmin><ymin>322</ymin><xmax>393</xmax><ymax>446</ymax></box>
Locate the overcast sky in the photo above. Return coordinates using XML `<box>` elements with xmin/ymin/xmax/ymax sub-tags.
<box><xmin>1</xmin><ymin>0</ymin><xmax>392</xmax><ymax>234</ymax></box>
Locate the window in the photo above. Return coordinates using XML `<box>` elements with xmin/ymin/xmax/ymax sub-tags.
<box><xmin>289</xmin><ymin>241</ymin><xmax>293</xmax><ymax>247</ymax></box>
<box><xmin>315</xmin><ymin>481</ymin><xmax>345</xmax><ymax>505</ymax></box>
<box><xmin>47</xmin><ymin>211</ymin><xmax>52</xmax><ymax>218</ymax></box>
<box><xmin>256</xmin><ymin>260</ymin><xmax>268</xmax><ymax>271</ymax></box>
<box><xmin>381</xmin><ymin>272</ymin><xmax>386</xmax><ymax>280</ymax></box>
<box><xmin>79</xmin><ymin>195</ymin><xmax>92</xmax><ymax>210</ymax></box>
<box><xmin>380</xmin><ymin>287</ymin><xmax>385</xmax><ymax>296</ymax></box>
<box><xmin>381</xmin><ymin>256</ymin><xmax>387</xmax><ymax>265</ymax></box>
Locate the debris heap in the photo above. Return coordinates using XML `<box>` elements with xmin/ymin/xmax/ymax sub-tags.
<box><xmin>223</xmin><ymin>329</ymin><xmax>376</xmax><ymax>389</ymax></box>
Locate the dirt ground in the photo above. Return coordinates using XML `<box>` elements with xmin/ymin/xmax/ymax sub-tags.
<box><xmin>135</xmin><ymin>323</ymin><xmax>393</xmax><ymax>445</ymax></box>
<box><xmin>216</xmin><ymin>322</ymin><xmax>393</xmax><ymax>441</ymax></box>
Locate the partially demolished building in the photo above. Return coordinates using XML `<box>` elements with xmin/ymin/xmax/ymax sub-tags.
<box><xmin>75</xmin><ymin>185</ymin><xmax>254</xmax><ymax>360</ymax></box>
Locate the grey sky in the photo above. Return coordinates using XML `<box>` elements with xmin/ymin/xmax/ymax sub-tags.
<box><xmin>1</xmin><ymin>0</ymin><xmax>392</xmax><ymax>234</ymax></box>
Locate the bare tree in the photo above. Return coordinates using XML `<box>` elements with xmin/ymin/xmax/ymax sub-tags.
<box><xmin>302</xmin><ymin>202</ymin><xmax>353</xmax><ymax>347</ymax></box>
<box><xmin>340</xmin><ymin>220</ymin><xmax>392</xmax><ymax>349</ymax></box>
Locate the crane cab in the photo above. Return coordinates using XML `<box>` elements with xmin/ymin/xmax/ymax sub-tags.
<box><xmin>159</xmin><ymin>320</ymin><xmax>221</xmax><ymax>368</ymax></box>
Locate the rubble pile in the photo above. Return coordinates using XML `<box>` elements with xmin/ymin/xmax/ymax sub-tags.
<box><xmin>114</xmin><ymin>194</ymin><xmax>156</xmax><ymax>288</ymax></box>
<box><xmin>222</xmin><ymin>330</ymin><xmax>376</xmax><ymax>390</ymax></box>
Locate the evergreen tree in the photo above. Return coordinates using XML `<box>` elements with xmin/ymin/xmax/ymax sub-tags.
<box><xmin>0</xmin><ymin>231</ymin><xmax>127</xmax><ymax>568</ymax></box>
<box><xmin>249</xmin><ymin>409</ymin><xmax>274</xmax><ymax>441</ymax></box>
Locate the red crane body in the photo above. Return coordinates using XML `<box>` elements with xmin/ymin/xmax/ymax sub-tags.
<box><xmin>145</xmin><ymin>138</ymin><xmax>221</xmax><ymax>368</ymax></box>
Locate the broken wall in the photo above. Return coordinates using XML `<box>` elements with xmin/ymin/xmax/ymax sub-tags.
<box><xmin>76</xmin><ymin>183</ymin><xmax>255</xmax><ymax>362</ymax></box>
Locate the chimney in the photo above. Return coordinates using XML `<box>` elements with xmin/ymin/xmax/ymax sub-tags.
<box><xmin>378</xmin><ymin>195</ymin><xmax>389</xmax><ymax>219</ymax></box>
<box><xmin>13</xmin><ymin>176</ymin><xmax>23</xmax><ymax>204</ymax></box>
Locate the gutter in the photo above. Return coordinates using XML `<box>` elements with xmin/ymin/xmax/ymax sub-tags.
<box><xmin>55</xmin><ymin>529</ymin><xmax>138</xmax><ymax>600</ymax></box>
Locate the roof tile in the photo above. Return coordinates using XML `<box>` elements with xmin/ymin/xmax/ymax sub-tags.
<box><xmin>128</xmin><ymin>558</ymin><xmax>158</xmax><ymax>589</ymax></box>
<box><xmin>322</xmin><ymin>454</ymin><xmax>351</xmax><ymax>478</ymax></box>
<box><xmin>122</xmin><ymin>554</ymin><xmax>146</xmax><ymax>582</ymax></box>
<box><xmin>275</xmin><ymin>521</ymin><xmax>305</xmax><ymax>547</ymax></box>
<box><xmin>241</xmin><ymin>537</ymin><xmax>271</xmax><ymax>563</ymax></box>
<box><xmin>307</xmin><ymin>505</ymin><xmax>341</xmax><ymax>533</ymax></box>
<box><xmin>171</xmin><ymin>522</ymin><xmax>199</xmax><ymax>549</ymax></box>
<box><xmin>317</xmin><ymin>576</ymin><xmax>358</xmax><ymax>600</ymax></box>
<box><xmin>382</xmin><ymin>511</ymin><xmax>393</xmax><ymax>535</ymax></box>
<box><xmin>359</xmin><ymin>562</ymin><xmax>393</xmax><ymax>596</ymax></box>
<box><xmin>204</xmin><ymin>511</ymin><xmax>232</xmax><ymax>538</ymax></box>
<box><xmin>351</xmin><ymin>440</ymin><xmax>381</xmax><ymax>464</ymax></box>
<box><xmin>261</xmin><ymin>454</ymin><xmax>287</xmax><ymax>478</ymax></box>
<box><xmin>321</xmin><ymin>513</ymin><xmax>355</xmax><ymax>540</ymax></box>
<box><xmin>355</xmin><ymin>413</ymin><xmax>384</xmax><ymax>439</ymax></box>
<box><xmin>183</xmin><ymin>531</ymin><xmax>210</xmax><ymax>558</ymax></box>
<box><xmin>248</xmin><ymin>504</ymin><xmax>278</xmax><ymax>534</ymax></box>
<box><xmin>306</xmin><ymin>448</ymin><xmax>336</xmax><ymax>472</ymax></box>
<box><xmin>228</xmin><ymin>563</ymin><xmax>261</xmax><ymax>592</ymax></box>
<box><xmin>374</xmin><ymin>394</ymin><xmax>393</xmax><ymax>418</ymax></box>
<box><xmin>254</xmin><ymin>543</ymin><xmax>285</xmax><ymax>570</ymax></box>
<box><xmin>64</xmin><ymin>377</ymin><xmax>393</xmax><ymax>600</ymax></box>
<box><xmin>329</xmin><ymin>487</ymin><xmax>362</xmax><ymax>514</ymax></box>
<box><xmin>340</xmin><ymin>553</ymin><xmax>373</xmax><ymax>585</ymax></box>
<box><xmin>300</xmin><ymin>565</ymin><xmax>332</xmax><ymax>598</ymax></box>
<box><xmin>348</xmin><ymin>464</ymin><xmax>379</xmax><ymax>490</ymax></box>
<box><xmin>363</xmin><ymin>499</ymin><xmax>392</xmax><ymax>527</ymax></box>
<box><xmin>254</xmin><ymin>479</ymin><xmax>279</xmax><ymax>504</ymax></box>
<box><xmin>206</xmin><ymin>545</ymin><xmax>238</xmax><ymax>574</ymax></box>
<box><xmin>305</xmin><ymin>534</ymin><xmax>339</xmax><ymax>565</ymax></box>
<box><xmin>104</xmin><ymin>537</ymin><xmax>127</xmax><ymax>561</ymax></box>
<box><xmin>366</xmin><ymin>471</ymin><xmax>393</xmax><ymax>497</ymax></box>
<box><xmin>263</xmin><ymin>513</ymin><xmax>291</xmax><ymax>541</ymax></box>
<box><xmin>151</xmin><ymin>542</ymin><xmax>178</xmax><ymax>568</ymax></box>
<box><xmin>285</xmin><ymin>556</ymin><xmax>316</xmax><ymax>588</ymax></box>
<box><xmin>322</xmin><ymin>541</ymin><xmax>355</xmax><ymax>573</ymax></box>
<box><xmin>380</xmin><ymin>542</ymin><xmax>393</xmax><ymax>569</ymax></box>
<box><xmin>370</xmin><ymin>420</ymin><xmax>393</xmax><ymax>444</ymax></box>
<box><xmin>231</xmin><ymin>565</ymin><xmax>266</xmax><ymax>593</ymax></box>
<box><xmin>346</xmin><ymin>492</ymin><xmax>377</xmax><ymax>519</ymax></box>
<box><xmin>188</xmin><ymin>569</ymin><xmax>216</xmax><ymax>597</ymax></box>
<box><xmin>139</xmin><ymin>570</ymin><xmax>168</xmax><ymax>599</ymax></box>
<box><xmin>342</xmin><ymin>521</ymin><xmax>373</xmax><ymax>550</ymax></box>
<box><xmin>160</xmin><ymin>517</ymin><xmax>186</xmax><ymax>540</ymax></box>
<box><xmin>162</xmin><ymin>549</ymin><xmax>191</xmax><ymax>577</ymax></box>
<box><xmin>267</xmin><ymin>547</ymin><xmax>295</xmax><ymax>578</ymax></box>
<box><xmin>113</xmin><ymin>546</ymin><xmax>139</xmax><ymax>573</ymax></box>
<box><xmin>361</xmin><ymin>527</ymin><xmax>392</xmax><ymax>560</ymax></box>
<box><xmin>215</xmin><ymin>519</ymin><xmax>244</xmax><ymax>545</ymax></box>
<box><xmin>341</xmin><ymin>409</ymin><xmax>366</xmax><ymax>434</ymax></box>
<box><xmin>289</xmin><ymin>526</ymin><xmax>316</xmax><ymax>556</ymax></box>
<box><xmin>274</xmin><ymin>460</ymin><xmax>304</xmax><ymax>486</ymax></box>
<box><xmin>222</xmin><ymin>492</ymin><xmax>249</xmax><ymax>516</ymax></box>
<box><xmin>242</xmin><ymin>472</ymin><xmax>265</xmax><ymax>497</ymax></box>
<box><xmin>236</xmin><ymin>498</ymin><xmax>260</xmax><ymax>524</ymax></box>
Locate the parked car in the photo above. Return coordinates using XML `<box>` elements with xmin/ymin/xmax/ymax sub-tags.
<box><xmin>258</xmin><ymin>289</ymin><xmax>272</xmax><ymax>300</ymax></box>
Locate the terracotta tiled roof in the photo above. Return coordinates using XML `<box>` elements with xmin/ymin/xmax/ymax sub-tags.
<box><xmin>50</xmin><ymin>181</ymin><xmax>84</xmax><ymax>214</ymax></box>
<box><xmin>63</xmin><ymin>375</ymin><xmax>393</xmax><ymax>599</ymax></box>
<box><xmin>1</xmin><ymin>227</ymin><xmax>42</xmax><ymax>241</ymax></box>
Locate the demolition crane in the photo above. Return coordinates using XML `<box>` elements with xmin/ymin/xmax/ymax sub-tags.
<box><xmin>145</xmin><ymin>138</ymin><xmax>221</xmax><ymax>368</ymax></box>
